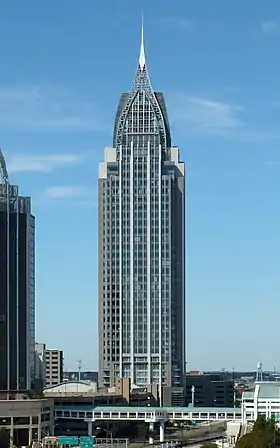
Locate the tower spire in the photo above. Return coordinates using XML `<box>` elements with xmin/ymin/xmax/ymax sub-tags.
<box><xmin>139</xmin><ymin>15</ymin><xmax>146</xmax><ymax>71</ymax></box>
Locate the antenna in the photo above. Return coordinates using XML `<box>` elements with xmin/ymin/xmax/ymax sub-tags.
<box><xmin>256</xmin><ymin>361</ymin><xmax>263</xmax><ymax>382</ymax></box>
<box><xmin>77</xmin><ymin>359</ymin><xmax>82</xmax><ymax>381</ymax></box>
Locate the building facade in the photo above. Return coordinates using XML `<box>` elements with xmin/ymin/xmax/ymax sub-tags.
<box><xmin>242</xmin><ymin>381</ymin><xmax>280</xmax><ymax>422</ymax></box>
<box><xmin>98</xmin><ymin>29</ymin><xmax>185</xmax><ymax>388</ymax></box>
<box><xmin>35</xmin><ymin>342</ymin><xmax>46</xmax><ymax>391</ymax></box>
<box><xmin>0</xmin><ymin>150</ymin><xmax>35</xmax><ymax>396</ymax></box>
<box><xmin>0</xmin><ymin>398</ymin><xmax>53</xmax><ymax>446</ymax></box>
<box><xmin>45</xmin><ymin>349</ymin><xmax>63</xmax><ymax>387</ymax></box>
<box><xmin>63</xmin><ymin>371</ymin><xmax>98</xmax><ymax>382</ymax></box>
<box><xmin>185</xmin><ymin>372</ymin><xmax>234</xmax><ymax>408</ymax></box>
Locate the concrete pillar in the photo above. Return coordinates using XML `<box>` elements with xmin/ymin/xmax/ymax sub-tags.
<box><xmin>149</xmin><ymin>422</ymin><xmax>154</xmax><ymax>445</ymax></box>
<box><xmin>28</xmin><ymin>416</ymin><xmax>32</xmax><ymax>446</ymax></box>
<box><xmin>88</xmin><ymin>421</ymin><xmax>93</xmax><ymax>436</ymax></box>
<box><xmin>38</xmin><ymin>414</ymin><xmax>42</xmax><ymax>442</ymax></box>
<box><xmin>159</xmin><ymin>422</ymin><xmax>165</xmax><ymax>442</ymax></box>
<box><xmin>28</xmin><ymin>426</ymin><xmax>32</xmax><ymax>446</ymax></box>
<box><xmin>49</xmin><ymin>421</ymin><xmax>54</xmax><ymax>436</ymax></box>
<box><xmin>10</xmin><ymin>417</ymin><xmax>14</xmax><ymax>446</ymax></box>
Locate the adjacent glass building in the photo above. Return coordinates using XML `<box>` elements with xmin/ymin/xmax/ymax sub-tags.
<box><xmin>98</xmin><ymin>29</ymin><xmax>185</xmax><ymax>388</ymax></box>
<box><xmin>0</xmin><ymin>150</ymin><xmax>35</xmax><ymax>396</ymax></box>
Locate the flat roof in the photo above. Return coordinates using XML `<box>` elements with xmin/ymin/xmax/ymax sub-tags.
<box><xmin>258</xmin><ymin>383</ymin><xmax>280</xmax><ymax>399</ymax></box>
<box><xmin>93</xmin><ymin>406</ymin><xmax>241</xmax><ymax>413</ymax></box>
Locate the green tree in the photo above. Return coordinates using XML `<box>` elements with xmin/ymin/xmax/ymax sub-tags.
<box><xmin>236</xmin><ymin>415</ymin><xmax>280</xmax><ymax>448</ymax></box>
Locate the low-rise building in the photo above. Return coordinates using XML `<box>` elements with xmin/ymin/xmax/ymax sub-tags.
<box><xmin>242</xmin><ymin>381</ymin><xmax>280</xmax><ymax>422</ymax></box>
<box><xmin>44</xmin><ymin>380</ymin><xmax>98</xmax><ymax>397</ymax></box>
<box><xmin>0</xmin><ymin>398</ymin><xmax>54</xmax><ymax>447</ymax></box>
<box><xmin>185</xmin><ymin>371</ymin><xmax>234</xmax><ymax>407</ymax></box>
<box><xmin>162</xmin><ymin>386</ymin><xmax>185</xmax><ymax>407</ymax></box>
<box><xmin>63</xmin><ymin>371</ymin><xmax>98</xmax><ymax>382</ymax></box>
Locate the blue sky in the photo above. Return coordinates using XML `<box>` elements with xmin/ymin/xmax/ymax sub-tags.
<box><xmin>2</xmin><ymin>0</ymin><xmax>280</xmax><ymax>373</ymax></box>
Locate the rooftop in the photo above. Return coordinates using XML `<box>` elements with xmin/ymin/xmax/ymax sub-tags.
<box><xmin>92</xmin><ymin>406</ymin><xmax>241</xmax><ymax>414</ymax></box>
<box><xmin>257</xmin><ymin>382</ymin><xmax>280</xmax><ymax>399</ymax></box>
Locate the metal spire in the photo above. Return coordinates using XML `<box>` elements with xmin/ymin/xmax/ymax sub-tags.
<box><xmin>0</xmin><ymin>149</ymin><xmax>9</xmax><ymax>185</ymax></box>
<box><xmin>139</xmin><ymin>15</ymin><xmax>146</xmax><ymax>71</ymax></box>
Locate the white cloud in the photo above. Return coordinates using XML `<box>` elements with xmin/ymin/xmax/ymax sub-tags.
<box><xmin>169</xmin><ymin>94</ymin><xmax>244</xmax><ymax>134</ymax></box>
<box><xmin>44</xmin><ymin>186</ymin><xmax>88</xmax><ymax>199</ymax></box>
<box><xmin>7</xmin><ymin>154</ymin><xmax>80</xmax><ymax>173</ymax></box>
<box><xmin>261</xmin><ymin>20</ymin><xmax>279</xmax><ymax>34</ymax></box>
<box><xmin>0</xmin><ymin>86</ymin><xmax>106</xmax><ymax>131</ymax></box>
<box><xmin>161</xmin><ymin>17</ymin><xmax>195</xmax><ymax>31</ymax></box>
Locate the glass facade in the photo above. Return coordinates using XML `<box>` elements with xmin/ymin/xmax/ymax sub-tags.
<box><xmin>0</xmin><ymin>173</ymin><xmax>35</xmax><ymax>393</ymax></box>
<box><xmin>99</xmin><ymin>42</ymin><xmax>185</xmax><ymax>388</ymax></box>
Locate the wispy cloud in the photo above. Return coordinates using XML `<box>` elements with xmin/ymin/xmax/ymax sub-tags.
<box><xmin>44</xmin><ymin>186</ymin><xmax>88</xmax><ymax>200</ymax></box>
<box><xmin>7</xmin><ymin>154</ymin><xmax>80</xmax><ymax>173</ymax></box>
<box><xmin>0</xmin><ymin>86</ymin><xmax>106</xmax><ymax>132</ymax></box>
<box><xmin>160</xmin><ymin>17</ymin><xmax>195</xmax><ymax>31</ymax></box>
<box><xmin>169</xmin><ymin>94</ymin><xmax>244</xmax><ymax>135</ymax></box>
<box><xmin>168</xmin><ymin>93</ymin><xmax>280</xmax><ymax>143</ymax></box>
<box><xmin>261</xmin><ymin>20</ymin><xmax>280</xmax><ymax>34</ymax></box>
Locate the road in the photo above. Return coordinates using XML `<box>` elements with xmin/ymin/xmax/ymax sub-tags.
<box><xmin>185</xmin><ymin>431</ymin><xmax>224</xmax><ymax>444</ymax></box>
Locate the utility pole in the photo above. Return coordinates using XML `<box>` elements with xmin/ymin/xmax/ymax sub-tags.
<box><xmin>232</xmin><ymin>367</ymin><xmax>236</xmax><ymax>407</ymax></box>
<box><xmin>77</xmin><ymin>359</ymin><xmax>82</xmax><ymax>381</ymax></box>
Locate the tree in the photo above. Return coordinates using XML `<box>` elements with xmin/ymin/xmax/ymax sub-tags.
<box><xmin>236</xmin><ymin>432</ymin><xmax>264</xmax><ymax>448</ymax></box>
<box><xmin>236</xmin><ymin>415</ymin><xmax>280</xmax><ymax>448</ymax></box>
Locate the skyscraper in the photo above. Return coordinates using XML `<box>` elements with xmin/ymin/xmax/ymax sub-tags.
<box><xmin>0</xmin><ymin>150</ymin><xmax>35</xmax><ymax>397</ymax></box>
<box><xmin>98</xmin><ymin>28</ymin><xmax>185</xmax><ymax>388</ymax></box>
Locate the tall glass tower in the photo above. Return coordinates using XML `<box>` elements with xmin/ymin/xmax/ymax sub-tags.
<box><xmin>98</xmin><ymin>28</ymin><xmax>185</xmax><ymax>388</ymax></box>
<box><xmin>0</xmin><ymin>150</ymin><xmax>35</xmax><ymax>397</ymax></box>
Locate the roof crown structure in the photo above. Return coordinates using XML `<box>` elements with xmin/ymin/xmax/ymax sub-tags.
<box><xmin>0</xmin><ymin>149</ymin><xmax>9</xmax><ymax>185</ymax></box>
<box><xmin>114</xmin><ymin>23</ymin><xmax>169</xmax><ymax>153</ymax></box>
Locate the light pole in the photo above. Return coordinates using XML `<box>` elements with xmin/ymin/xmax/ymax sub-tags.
<box><xmin>191</xmin><ymin>385</ymin><xmax>195</xmax><ymax>407</ymax></box>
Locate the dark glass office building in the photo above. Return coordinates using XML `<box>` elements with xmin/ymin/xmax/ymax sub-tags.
<box><xmin>0</xmin><ymin>150</ymin><xmax>35</xmax><ymax>396</ymax></box>
<box><xmin>98</xmin><ymin>29</ymin><xmax>185</xmax><ymax>388</ymax></box>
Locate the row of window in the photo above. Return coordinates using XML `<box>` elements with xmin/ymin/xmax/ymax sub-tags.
<box><xmin>56</xmin><ymin>410</ymin><xmax>92</xmax><ymax>419</ymax></box>
<box><xmin>0</xmin><ymin>414</ymin><xmax>50</xmax><ymax>426</ymax></box>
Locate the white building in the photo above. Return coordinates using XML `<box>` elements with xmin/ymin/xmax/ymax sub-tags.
<box><xmin>43</xmin><ymin>380</ymin><xmax>97</xmax><ymax>396</ymax></box>
<box><xmin>242</xmin><ymin>381</ymin><xmax>280</xmax><ymax>422</ymax></box>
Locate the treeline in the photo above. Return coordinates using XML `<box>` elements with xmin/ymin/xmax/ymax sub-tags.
<box><xmin>201</xmin><ymin>415</ymin><xmax>280</xmax><ymax>448</ymax></box>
